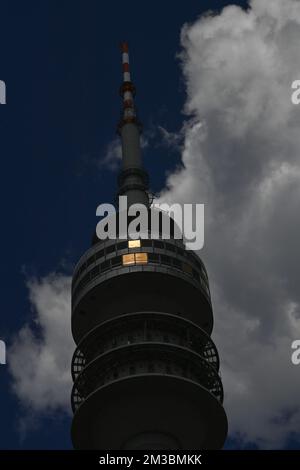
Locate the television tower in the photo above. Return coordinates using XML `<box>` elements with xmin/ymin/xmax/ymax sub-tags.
<box><xmin>71</xmin><ymin>43</ymin><xmax>228</xmax><ymax>450</ymax></box>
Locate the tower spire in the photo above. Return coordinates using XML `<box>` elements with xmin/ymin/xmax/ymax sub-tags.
<box><xmin>117</xmin><ymin>41</ymin><xmax>149</xmax><ymax>208</ymax></box>
<box><xmin>119</xmin><ymin>41</ymin><xmax>138</xmax><ymax>126</ymax></box>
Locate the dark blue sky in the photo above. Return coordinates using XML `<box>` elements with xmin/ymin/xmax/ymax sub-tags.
<box><xmin>0</xmin><ymin>0</ymin><xmax>272</xmax><ymax>450</ymax></box>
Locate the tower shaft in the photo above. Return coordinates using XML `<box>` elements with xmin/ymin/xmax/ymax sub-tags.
<box><xmin>118</xmin><ymin>41</ymin><xmax>149</xmax><ymax>207</ymax></box>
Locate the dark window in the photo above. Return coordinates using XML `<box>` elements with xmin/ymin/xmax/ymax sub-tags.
<box><xmin>81</xmin><ymin>272</ymin><xmax>90</xmax><ymax>287</ymax></box>
<box><xmin>173</xmin><ymin>258</ymin><xmax>181</xmax><ymax>269</ymax></box>
<box><xmin>141</xmin><ymin>240</ymin><xmax>152</xmax><ymax>247</ymax></box>
<box><xmin>154</xmin><ymin>241</ymin><xmax>164</xmax><ymax>249</ymax></box>
<box><xmin>148</xmin><ymin>253</ymin><xmax>159</xmax><ymax>263</ymax></box>
<box><xmin>117</xmin><ymin>241</ymin><xmax>127</xmax><ymax>250</ymax></box>
<box><xmin>100</xmin><ymin>260</ymin><xmax>110</xmax><ymax>272</ymax></box>
<box><xmin>87</xmin><ymin>255</ymin><xmax>95</xmax><ymax>266</ymax></box>
<box><xmin>79</xmin><ymin>263</ymin><xmax>86</xmax><ymax>275</ymax></box>
<box><xmin>106</xmin><ymin>244</ymin><xmax>115</xmax><ymax>255</ymax></box>
<box><xmin>95</xmin><ymin>249</ymin><xmax>104</xmax><ymax>260</ymax></box>
<box><xmin>111</xmin><ymin>256</ymin><xmax>121</xmax><ymax>267</ymax></box>
<box><xmin>166</xmin><ymin>243</ymin><xmax>176</xmax><ymax>252</ymax></box>
<box><xmin>90</xmin><ymin>266</ymin><xmax>100</xmax><ymax>278</ymax></box>
<box><xmin>161</xmin><ymin>254</ymin><xmax>172</xmax><ymax>265</ymax></box>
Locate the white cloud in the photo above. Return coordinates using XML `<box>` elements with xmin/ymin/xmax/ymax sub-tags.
<box><xmin>157</xmin><ymin>125</ymin><xmax>184</xmax><ymax>150</ymax></box>
<box><xmin>99</xmin><ymin>135</ymin><xmax>149</xmax><ymax>171</ymax></box>
<box><xmin>9</xmin><ymin>274</ymin><xmax>73</xmax><ymax>416</ymax></box>
<box><xmin>158</xmin><ymin>0</ymin><xmax>300</xmax><ymax>448</ymax></box>
<box><xmin>98</xmin><ymin>137</ymin><xmax>122</xmax><ymax>171</ymax></box>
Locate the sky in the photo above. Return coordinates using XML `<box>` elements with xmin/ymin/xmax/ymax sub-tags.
<box><xmin>0</xmin><ymin>0</ymin><xmax>300</xmax><ymax>450</ymax></box>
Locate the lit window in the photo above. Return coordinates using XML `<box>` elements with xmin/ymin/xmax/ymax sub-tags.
<box><xmin>135</xmin><ymin>253</ymin><xmax>148</xmax><ymax>264</ymax></box>
<box><xmin>122</xmin><ymin>253</ymin><xmax>148</xmax><ymax>266</ymax></box>
<box><xmin>128</xmin><ymin>240</ymin><xmax>141</xmax><ymax>248</ymax></box>
<box><xmin>122</xmin><ymin>254</ymin><xmax>135</xmax><ymax>266</ymax></box>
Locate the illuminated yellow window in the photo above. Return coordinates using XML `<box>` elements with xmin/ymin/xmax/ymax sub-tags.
<box><xmin>128</xmin><ymin>240</ymin><xmax>141</xmax><ymax>248</ymax></box>
<box><xmin>122</xmin><ymin>254</ymin><xmax>135</xmax><ymax>266</ymax></box>
<box><xmin>122</xmin><ymin>253</ymin><xmax>148</xmax><ymax>266</ymax></box>
<box><xmin>135</xmin><ymin>253</ymin><xmax>148</xmax><ymax>264</ymax></box>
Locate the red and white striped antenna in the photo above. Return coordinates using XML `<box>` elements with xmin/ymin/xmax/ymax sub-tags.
<box><xmin>118</xmin><ymin>41</ymin><xmax>140</xmax><ymax>131</ymax></box>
